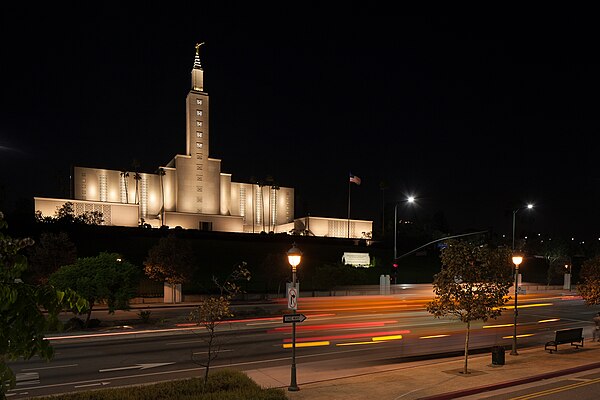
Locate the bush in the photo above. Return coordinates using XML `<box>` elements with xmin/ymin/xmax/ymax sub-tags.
<box><xmin>138</xmin><ymin>310</ymin><xmax>152</xmax><ymax>323</ymax></box>
<box><xmin>87</xmin><ymin>318</ymin><xmax>102</xmax><ymax>328</ymax></box>
<box><xmin>64</xmin><ymin>317</ymin><xmax>84</xmax><ymax>332</ymax></box>
<box><xmin>32</xmin><ymin>369</ymin><xmax>286</xmax><ymax>400</ymax></box>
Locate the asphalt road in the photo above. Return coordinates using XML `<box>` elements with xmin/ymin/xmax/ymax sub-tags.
<box><xmin>7</xmin><ymin>290</ymin><xmax>594</xmax><ymax>398</ymax></box>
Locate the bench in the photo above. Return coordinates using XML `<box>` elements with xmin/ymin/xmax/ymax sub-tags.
<box><xmin>545</xmin><ymin>328</ymin><xmax>584</xmax><ymax>353</ymax></box>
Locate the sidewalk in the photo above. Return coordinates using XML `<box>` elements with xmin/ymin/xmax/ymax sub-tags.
<box><xmin>246</xmin><ymin>342</ymin><xmax>600</xmax><ymax>399</ymax></box>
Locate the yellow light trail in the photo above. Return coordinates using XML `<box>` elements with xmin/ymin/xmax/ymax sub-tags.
<box><xmin>538</xmin><ymin>318</ymin><xmax>559</xmax><ymax>323</ymax></box>
<box><xmin>502</xmin><ymin>334</ymin><xmax>534</xmax><ymax>339</ymax></box>
<box><xmin>282</xmin><ymin>341</ymin><xmax>330</xmax><ymax>349</ymax></box>
<box><xmin>493</xmin><ymin>302</ymin><xmax>553</xmax><ymax>310</ymax></box>
<box><xmin>483</xmin><ymin>323</ymin><xmax>513</xmax><ymax>328</ymax></box>
<box><xmin>336</xmin><ymin>341</ymin><xmax>383</xmax><ymax>346</ymax></box>
<box><xmin>371</xmin><ymin>335</ymin><xmax>403</xmax><ymax>341</ymax></box>
<box><xmin>419</xmin><ymin>335</ymin><xmax>450</xmax><ymax>339</ymax></box>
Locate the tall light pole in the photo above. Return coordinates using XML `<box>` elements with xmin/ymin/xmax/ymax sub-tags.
<box><xmin>393</xmin><ymin>196</ymin><xmax>415</xmax><ymax>285</ymax></box>
<box><xmin>394</xmin><ymin>196</ymin><xmax>415</xmax><ymax>260</ymax></box>
<box><xmin>512</xmin><ymin>204</ymin><xmax>534</xmax><ymax>250</ymax></box>
<box><xmin>564</xmin><ymin>261</ymin><xmax>572</xmax><ymax>291</ymax></box>
<box><xmin>287</xmin><ymin>243</ymin><xmax>302</xmax><ymax>392</ymax></box>
<box><xmin>511</xmin><ymin>254</ymin><xmax>523</xmax><ymax>356</ymax></box>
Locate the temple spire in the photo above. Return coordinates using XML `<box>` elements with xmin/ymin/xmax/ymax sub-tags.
<box><xmin>191</xmin><ymin>42</ymin><xmax>205</xmax><ymax>91</ymax></box>
<box><xmin>194</xmin><ymin>42</ymin><xmax>205</xmax><ymax>70</ymax></box>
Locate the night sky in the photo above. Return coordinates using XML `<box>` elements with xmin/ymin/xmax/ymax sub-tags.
<box><xmin>2</xmin><ymin>10</ymin><xmax>599</xmax><ymax>240</ymax></box>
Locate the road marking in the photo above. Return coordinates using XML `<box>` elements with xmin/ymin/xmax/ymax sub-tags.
<box><xmin>165</xmin><ymin>339</ymin><xmax>206</xmax><ymax>345</ymax></box>
<box><xmin>8</xmin><ymin>347</ymin><xmax>399</xmax><ymax>392</ymax></box>
<box><xmin>74</xmin><ymin>382</ymin><xmax>110</xmax><ymax>389</ymax></box>
<box><xmin>192</xmin><ymin>349</ymin><xmax>233</xmax><ymax>355</ymax></box>
<box><xmin>21</xmin><ymin>364</ymin><xmax>78</xmax><ymax>372</ymax></box>
<box><xmin>15</xmin><ymin>373</ymin><xmax>39</xmax><ymax>386</ymax></box>
<box><xmin>99</xmin><ymin>362</ymin><xmax>175</xmax><ymax>373</ymax></box>
<box><xmin>6</xmin><ymin>392</ymin><xmax>28</xmax><ymax>397</ymax></box>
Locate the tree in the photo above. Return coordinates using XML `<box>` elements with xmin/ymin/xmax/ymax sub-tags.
<box><xmin>35</xmin><ymin>202</ymin><xmax>103</xmax><ymax>225</ymax></box>
<box><xmin>0</xmin><ymin>212</ymin><xmax>87</xmax><ymax>397</ymax></box>
<box><xmin>188</xmin><ymin>262</ymin><xmax>251</xmax><ymax>388</ymax></box>
<box><xmin>120</xmin><ymin>171</ymin><xmax>129</xmax><ymax>204</ymax></box>
<box><xmin>131</xmin><ymin>159</ymin><xmax>142</xmax><ymax>206</ymax></box>
<box><xmin>144</xmin><ymin>234</ymin><xmax>196</xmax><ymax>304</ymax></box>
<box><xmin>578</xmin><ymin>255</ymin><xmax>600</xmax><ymax>305</ymax></box>
<box><xmin>26</xmin><ymin>232</ymin><xmax>77</xmax><ymax>285</ymax></box>
<box><xmin>157</xmin><ymin>167</ymin><xmax>166</xmax><ymax>226</ymax></box>
<box><xmin>144</xmin><ymin>234</ymin><xmax>195</xmax><ymax>286</ymax></box>
<box><xmin>49</xmin><ymin>252</ymin><xmax>141</xmax><ymax>327</ymax></box>
<box><xmin>426</xmin><ymin>239</ymin><xmax>513</xmax><ymax>375</ymax></box>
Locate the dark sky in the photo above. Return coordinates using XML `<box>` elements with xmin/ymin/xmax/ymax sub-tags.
<box><xmin>1</xmin><ymin>10</ymin><xmax>599</xmax><ymax>240</ymax></box>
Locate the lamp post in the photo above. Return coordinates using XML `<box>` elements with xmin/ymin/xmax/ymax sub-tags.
<box><xmin>511</xmin><ymin>254</ymin><xmax>523</xmax><ymax>356</ymax></box>
<box><xmin>393</xmin><ymin>196</ymin><xmax>415</xmax><ymax>285</ymax></box>
<box><xmin>512</xmin><ymin>204</ymin><xmax>534</xmax><ymax>250</ymax></box>
<box><xmin>564</xmin><ymin>262</ymin><xmax>572</xmax><ymax>291</ymax></box>
<box><xmin>287</xmin><ymin>243</ymin><xmax>302</xmax><ymax>392</ymax></box>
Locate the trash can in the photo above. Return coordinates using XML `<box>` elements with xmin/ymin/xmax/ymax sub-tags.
<box><xmin>491</xmin><ymin>346</ymin><xmax>505</xmax><ymax>365</ymax></box>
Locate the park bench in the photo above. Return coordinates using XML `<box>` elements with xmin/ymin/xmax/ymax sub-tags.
<box><xmin>545</xmin><ymin>327</ymin><xmax>584</xmax><ymax>353</ymax></box>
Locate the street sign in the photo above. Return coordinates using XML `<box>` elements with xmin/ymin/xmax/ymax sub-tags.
<box><xmin>288</xmin><ymin>285</ymin><xmax>298</xmax><ymax>310</ymax></box>
<box><xmin>283</xmin><ymin>314</ymin><xmax>307</xmax><ymax>323</ymax></box>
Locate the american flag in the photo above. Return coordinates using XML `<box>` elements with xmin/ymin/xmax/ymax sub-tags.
<box><xmin>349</xmin><ymin>173</ymin><xmax>361</xmax><ymax>185</ymax></box>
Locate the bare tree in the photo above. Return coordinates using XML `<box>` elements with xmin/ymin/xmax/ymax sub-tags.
<box><xmin>188</xmin><ymin>262</ymin><xmax>251</xmax><ymax>387</ymax></box>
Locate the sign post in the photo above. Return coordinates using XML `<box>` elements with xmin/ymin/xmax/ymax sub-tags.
<box><xmin>286</xmin><ymin>243</ymin><xmax>302</xmax><ymax>392</ymax></box>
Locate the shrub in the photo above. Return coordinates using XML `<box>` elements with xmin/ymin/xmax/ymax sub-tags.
<box><xmin>64</xmin><ymin>317</ymin><xmax>85</xmax><ymax>332</ymax></box>
<box><xmin>32</xmin><ymin>369</ymin><xmax>286</xmax><ymax>399</ymax></box>
<box><xmin>138</xmin><ymin>310</ymin><xmax>152</xmax><ymax>323</ymax></box>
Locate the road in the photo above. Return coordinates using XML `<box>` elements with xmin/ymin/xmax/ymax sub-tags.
<box><xmin>7</xmin><ymin>289</ymin><xmax>593</xmax><ymax>398</ymax></box>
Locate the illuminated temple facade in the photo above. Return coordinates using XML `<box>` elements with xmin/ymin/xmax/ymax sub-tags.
<box><xmin>34</xmin><ymin>45</ymin><xmax>372</xmax><ymax>239</ymax></box>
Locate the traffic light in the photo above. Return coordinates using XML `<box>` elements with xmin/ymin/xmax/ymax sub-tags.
<box><xmin>391</xmin><ymin>259</ymin><xmax>398</xmax><ymax>284</ymax></box>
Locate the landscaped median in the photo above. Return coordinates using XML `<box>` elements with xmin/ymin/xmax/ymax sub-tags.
<box><xmin>33</xmin><ymin>370</ymin><xmax>286</xmax><ymax>400</ymax></box>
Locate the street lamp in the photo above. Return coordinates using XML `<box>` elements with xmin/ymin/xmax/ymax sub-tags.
<box><xmin>511</xmin><ymin>253</ymin><xmax>523</xmax><ymax>356</ymax></box>
<box><xmin>393</xmin><ymin>196</ymin><xmax>415</xmax><ymax>284</ymax></box>
<box><xmin>287</xmin><ymin>243</ymin><xmax>302</xmax><ymax>392</ymax></box>
<box><xmin>564</xmin><ymin>262</ymin><xmax>572</xmax><ymax>291</ymax></box>
<box><xmin>512</xmin><ymin>204</ymin><xmax>533</xmax><ymax>250</ymax></box>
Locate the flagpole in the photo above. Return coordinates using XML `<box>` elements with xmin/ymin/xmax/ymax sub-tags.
<box><xmin>347</xmin><ymin>177</ymin><xmax>351</xmax><ymax>238</ymax></box>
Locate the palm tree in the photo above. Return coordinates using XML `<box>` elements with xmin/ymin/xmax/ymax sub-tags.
<box><xmin>133</xmin><ymin>172</ymin><xmax>141</xmax><ymax>205</ymax></box>
<box><xmin>157</xmin><ymin>167</ymin><xmax>166</xmax><ymax>226</ymax></box>
<box><xmin>249</xmin><ymin>176</ymin><xmax>257</xmax><ymax>233</ymax></box>
<box><xmin>120</xmin><ymin>171</ymin><xmax>129</xmax><ymax>203</ymax></box>
<box><xmin>131</xmin><ymin>159</ymin><xmax>141</xmax><ymax>204</ymax></box>
<box><xmin>265</xmin><ymin>175</ymin><xmax>279</xmax><ymax>232</ymax></box>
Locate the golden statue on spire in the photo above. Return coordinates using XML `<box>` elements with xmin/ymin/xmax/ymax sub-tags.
<box><xmin>195</xmin><ymin>42</ymin><xmax>205</xmax><ymax>56</ymax></box>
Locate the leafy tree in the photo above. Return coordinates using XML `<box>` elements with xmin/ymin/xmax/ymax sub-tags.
<box><xmin>311</xmin><ymin>262</ymin><xmax>369</xmax><ymax>291</ymax></box>
<box><xmin>49</xmin><ymin>252</ymin><xmax>141</xmax><ymax>327</ymax></box>
<box><xmin>0</xmin><ymin>212</ymin><xmax>87</xmax><ymax>397</ymax></box>
<box><xmin>35</xmin><ymin>202</ymin><xmax>103</xmax><ymax>225</ymax></box>
<box><xmin>26</xmin><ymin>232</ymin><xmax>77</xmax><ymax>285</ymax></box>
<box><xmin>426</xmin><ymin>239</ymin><xmax>513</xmax><ymax>375</ymax></box>
<box><xmin>189</xmin><ymin>262</ymin><xmax>251</xmax><ymax>387</ymax></box>
<box><xmin>144</xmin><ymin>234</ymin><xmax>195</xmax><ymax>286</ymax></box>
<box><xmin>578</xmin><ymin>255</ymin><xmax>600</xmax><ymax>305</ymax></box>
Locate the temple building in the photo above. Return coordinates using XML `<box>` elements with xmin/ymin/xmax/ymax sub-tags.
<box><xmin>34</xmin><ymin>44</ymin><xmax>372</xmax><ymax>239</ymax></box>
